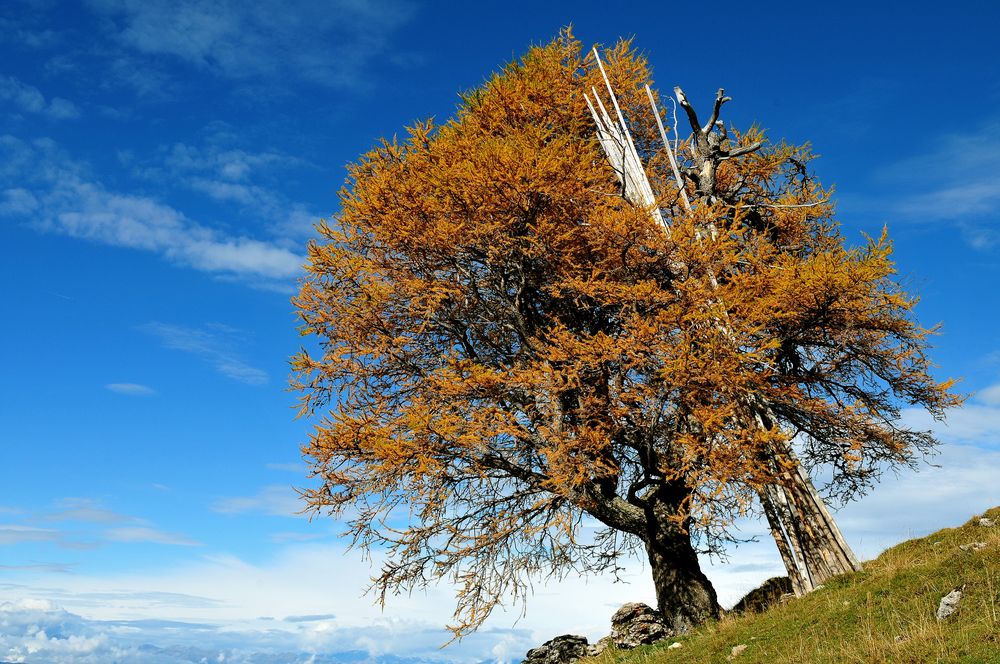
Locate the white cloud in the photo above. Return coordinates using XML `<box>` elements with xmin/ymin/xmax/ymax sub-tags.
<box><xmin>86</xmin><ymin>0</ymin><xmax>416</xmax><ymax>89</ymax></box>
<box><xmin>897</xmin><ymin>382</ymin><xmax>1000</xmax><ymax>446</ymax></box>
<box><xmin>976</xmin><ymin>383</ymin><xmax>1000</xmax><ymax>406</ymax></box>
<box><xmin>140</xmin><ymin>321</ymin><xmax>269</xmax><ymax>385</ymax></box>
<box><xmin>212</xmin><ymin>485</ymin><xmax>303</xmax><ymax>517</ymax></box>
<box><xmin>0</xmin><ymin>595</ymin><xmax>506</xmax><ymax>663</ymax></box>
<box><xmin>874</xmin><ymin>120</ymin><xmax>1000</xmax><ymax>248</ymax></box>
<box><xmin>3</xmin><ymin>498</ymin><xmax>201</xmax><ymax>551</ymax></box>
<box><xmin>0</xmin><ymin>562</ymin><xmax>76</xmax><ymax>573</ymax></box>
<box><xmin>269</xmin><ymin>532</ymin><xmax>327</xmax><ymax>543</ymax></box>
<box><xmin>0</xmin><ymin>525</ymin><xmax>62</xmax><ymax>545</ymax></box>
<box><xmin>105</xmin><ymin>382</ymin><xmax>157</xmax><ymax>396</ymax></box>
<box><xmin>0</xmin><ymin>16</ymin><xmax>61</xmax><ymax>49</ymax></box>
<box><xmin>137</xmin><ymin>140</ymin><xmax>321</xmax><ymax>241</ymax></box>
<box><xmin>0</xmin><ymin>75</ymin><xmax>80</xmax><ymax>119</ymax></box>
<box><xmin>2</xmin><ymin>542</ymin><xmax>595</xmax><ymax>661</ymax></box>
<box><xmin>0</xmin><ymin>187</ymin><xmax>39</xmax><ymax>215</ymax></box>
<box><xmin>0</xmin><ymin>135</ymin><xmax>304</xmax><ymax>285</ymax></box>
<box><xmin>266</xmin><ymin>462</ymin><xmax>305</xmax><ymax>473</ymax></box>
<box><xmin>104</xmin><ymin>527</ymin><xmax>201</xmax><ymax>547</ymax></box>
<box><xmin>163</xmin><ymin>142</ymin><xmax>297</xmax><ymax>182</ymax></box>
<box><xmin>45</xmin><ymin>498</ymin><xmax>136</xmax><ymax>524</ymax></box>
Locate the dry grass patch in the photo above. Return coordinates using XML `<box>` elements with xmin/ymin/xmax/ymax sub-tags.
<box><xmin>583</xmin><ymin>507</ymin><xmax>1000</xmax><ymax>664</ymax></box>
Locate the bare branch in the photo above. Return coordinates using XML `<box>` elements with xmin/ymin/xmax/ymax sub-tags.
<box><xmin>704</xmin><ymin>88</ymin><xmax>732</xmax><ymax>134</ymax></box>
<box><xmin>754</xmin><ymin>198</ymin><xmax>831</xmax><ymax>209</ymax></box>
<box><xmin>719</xmin><ymin>142</ymin><xmax>763</xmax><ymax>160</ymax></box>
<box><xmin>673</xmin><ymin>86</ymin><xmax>701</xmax><ymax>137</ymax></box>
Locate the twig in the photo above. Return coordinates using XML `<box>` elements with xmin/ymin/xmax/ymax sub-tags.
<box><xmin>645</xmin><ymin>84</ymin><xmax>691</xmax><ymax>211</ymax></box>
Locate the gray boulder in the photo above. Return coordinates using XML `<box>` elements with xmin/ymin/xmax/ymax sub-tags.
<box><xmin>585</xmin><ymin>636</ymin><xmax>613</xmax><ymax>657</ymax></box>
<box><xmin>936</xmin><ymin>588</ymin><xmax>963</xmax><ymax>621</ymax></box>
<box><xmin>522</xmin><ymin>635</ymin><xmax>589</xmax><ymax>664</ymax></box>
<box><xmin>609</xmin><ymin>602</ymin><xmax>672</xmax><ymax>649</ymax></box>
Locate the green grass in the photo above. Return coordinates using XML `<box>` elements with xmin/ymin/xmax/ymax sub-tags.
<box><xmin>586</xmin><ymin>507</ymin><xmax>1000</xmax><ymax>663</ymax></box>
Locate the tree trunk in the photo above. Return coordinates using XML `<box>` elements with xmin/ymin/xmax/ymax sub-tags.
<box><xmin>643</xmin><ymin>489</ymin><xmax>721</xmax><ymax>633</ymax></box>
<box><xmin>758</xmin><ymin>443</ymin><xmax>862</xmax><ymax>596</ymax></box>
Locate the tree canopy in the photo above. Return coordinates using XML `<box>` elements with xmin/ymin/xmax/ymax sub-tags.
<box><xmin>291</xmin><ymin>33</ymin><xmax>960</xmax><ymax>637</ymax></box>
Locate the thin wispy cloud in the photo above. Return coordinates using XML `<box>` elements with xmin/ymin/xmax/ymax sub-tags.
<box><xmin>978</xmin><ymin>384</ymin><xmax>1000</xmax><ymax>406</ymax></box>
<box><xmin>898</xmin><ymin>381</ymin><xmax>1000</xmax><ymax>447</ymax></box>
<box><xmin>71</xmin><ymin>590</ymin><xmax>223</xmax><ymax>609</ymax></box>
<box><xmin>141</xmin><ymin>139</ymin><xmax>320</xmax><ymax>240</ymax></box>
<box><xmin>0</xmin><ymin>16</ymin><xmax>60</xmax><ymax>49</ymax></box>
<box><xmin>269</xmin><ymin>531</ymin><xmax>327</xmax><ymax>543</ymax></box>
<box><xmin>105</xmin><ymin>527</ymin><xmax>201</xmax><ymax>547</ymax></box>
<box><xmin>213</xmin><ymin>485</ymin><xmax>302</xmax><ymax>517</ymax></box>
<box><xmin>2</xmin><ymin>498</ymin><xmax>201</xmax><ymax>552</ymax></box>
<box><xmin>0</xmin><ymin>135</ymin><xmax>304</xmax><ymax>286</ymax></box>
<box><xmin>45</xmin><ymin>498</ymin><xmax>137</xmax><ymax>524</ymax></box>
<box><xmin>875</xmin><ymin>120</ymin><xmax>1000</xmax><ymax>248</ymax></box>
<box><xmin>265</xmin><ymin>462</ymin><xmax>305</xmax><ymax>473</ymax></box>
<box><xmin>87</xmin><ymin>0</ymin><xmax>416</xmax><ymax>90</ymax></box>
<box><xmin>284</xmin><ymin>613</ymin><xmax>337</xmax><ymax>623</ymax></box>
<box><xmin>0</xmin><ymin>75</ymin><xmax>79</xmax><ymax>119</ymax></box>
<box><xmin>105</xmin><ymin>382</ymin><xmax>157</xmax><ymax>396</ymax></box>
<box><xmin>140</xmin><ymin>321</ymin><xmax>269</xmax><ymax>385</ymax></box>
<box><xmin>0</xmin><ymin>525</ymin><xmax>63</xmax><ymax>546</ymax></box>
<box><xmin>0</xmin><ymin>562</ymin><xmax>76</xmax><ymax>573</ymax></box>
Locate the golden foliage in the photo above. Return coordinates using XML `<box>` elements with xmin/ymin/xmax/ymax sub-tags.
<box><xmin>291</xmin><ymin>31</ymin><xmax>961</xmax><ymax>637</ymax></box>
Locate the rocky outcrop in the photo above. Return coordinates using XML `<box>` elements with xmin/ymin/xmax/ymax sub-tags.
<box><xmin>521</xmin><ymin>601</ymin><xmax>675</xmax><ymax>663</ymax></box>
<box><xmin>608</xmin><ymin>602</ymin><xmax>672</xmax><ymax>649</ymax></box>
<box><xmin>585</xmin><ymin>636</ymin><xmax>613</xmax><ymax>657</ymax></box>
<box><xmin>522</xmin><ymin>634</ymin><xmax>589</xmax><ymax>664</ymax></box>
<box><xmin>730</xmin><ymin>576</ymin><xmax>794</xmax><ymax>615</ymax></box>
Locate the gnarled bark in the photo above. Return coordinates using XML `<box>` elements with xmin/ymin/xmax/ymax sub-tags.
<box><xmin>643</xmin><ymin>488</ymin><xmax>720</xmax><ymax>632</ymax></box>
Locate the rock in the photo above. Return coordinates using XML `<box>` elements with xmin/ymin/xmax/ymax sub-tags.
<box><xmin>585</xmin><ymin>636</ymin><xmax>613</xmax><ymax>657</ymax></box>
<box><xmin>959</xmin><ymin>542</ymin><xmax>987</xmax><ymax>552</ymax></box>
<box><xmin>522</xmin><ymin>635</ymin><xmax>589</xmax><ymax>664</ymax></box>
<box><xmin>936</xmin><ymin>589</ymin><xmax>963</xmax><ymax>621</ymax></box>
<box><xmin>731</xmin><ymin>576</ymin><xmax>793</xmax><ymax>615</ymax></box>
<box><xmin>727</xmin><ymin>644</ymin><xmax>748</xmax><ymax>660</ymax></box>
<box><xmin>609</xmin><ymin>602</ymin><xmax>672</xmax><ymax>649</ymax></box>
<box><xmin>979</xmin><ymin>517</ymin><xmax>995</xmax><ymax>527</ymax></box>
<box><xmin>667</xmin><ymin>642</ymin><xmax>682</xmax><ymax>649</ymax></box>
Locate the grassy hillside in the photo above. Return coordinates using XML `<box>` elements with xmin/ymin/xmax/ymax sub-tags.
<box><xmin>588</xmin><ymin>508</ymin><xmax>1000</xmax><ymax>663</ymax></box>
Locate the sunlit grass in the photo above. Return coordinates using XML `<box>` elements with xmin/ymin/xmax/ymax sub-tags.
<box><xmin>585</xmin><ymin>507</ymin><xmax>1000</xmax><ymax>663</ymax></box>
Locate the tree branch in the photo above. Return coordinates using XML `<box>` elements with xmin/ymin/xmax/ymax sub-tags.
<box><xmin>673</xmin><ymin>86</ymin><xmax>702</xmax><ymax>136</ymax></box>
<box><xmin>719</xmin><ymin>142</ymin><xmax>763</xmax><ymax>160</ymax></box>
<box><xmin>704</xmin><ymin>88</ymin><xmax>732</xmax><ymax>134</ymax></box>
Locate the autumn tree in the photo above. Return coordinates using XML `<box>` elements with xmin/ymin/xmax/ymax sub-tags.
<box><xmin>291</xmin><ymin>34</ymin><xmax>960</xmax><ymax>637</ymax></box>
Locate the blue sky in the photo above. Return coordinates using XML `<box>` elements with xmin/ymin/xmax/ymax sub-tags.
<box><xmin>2</xmin><ymin>0</ymin><xmax>999</xmax><ymax>662</ymax></box>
